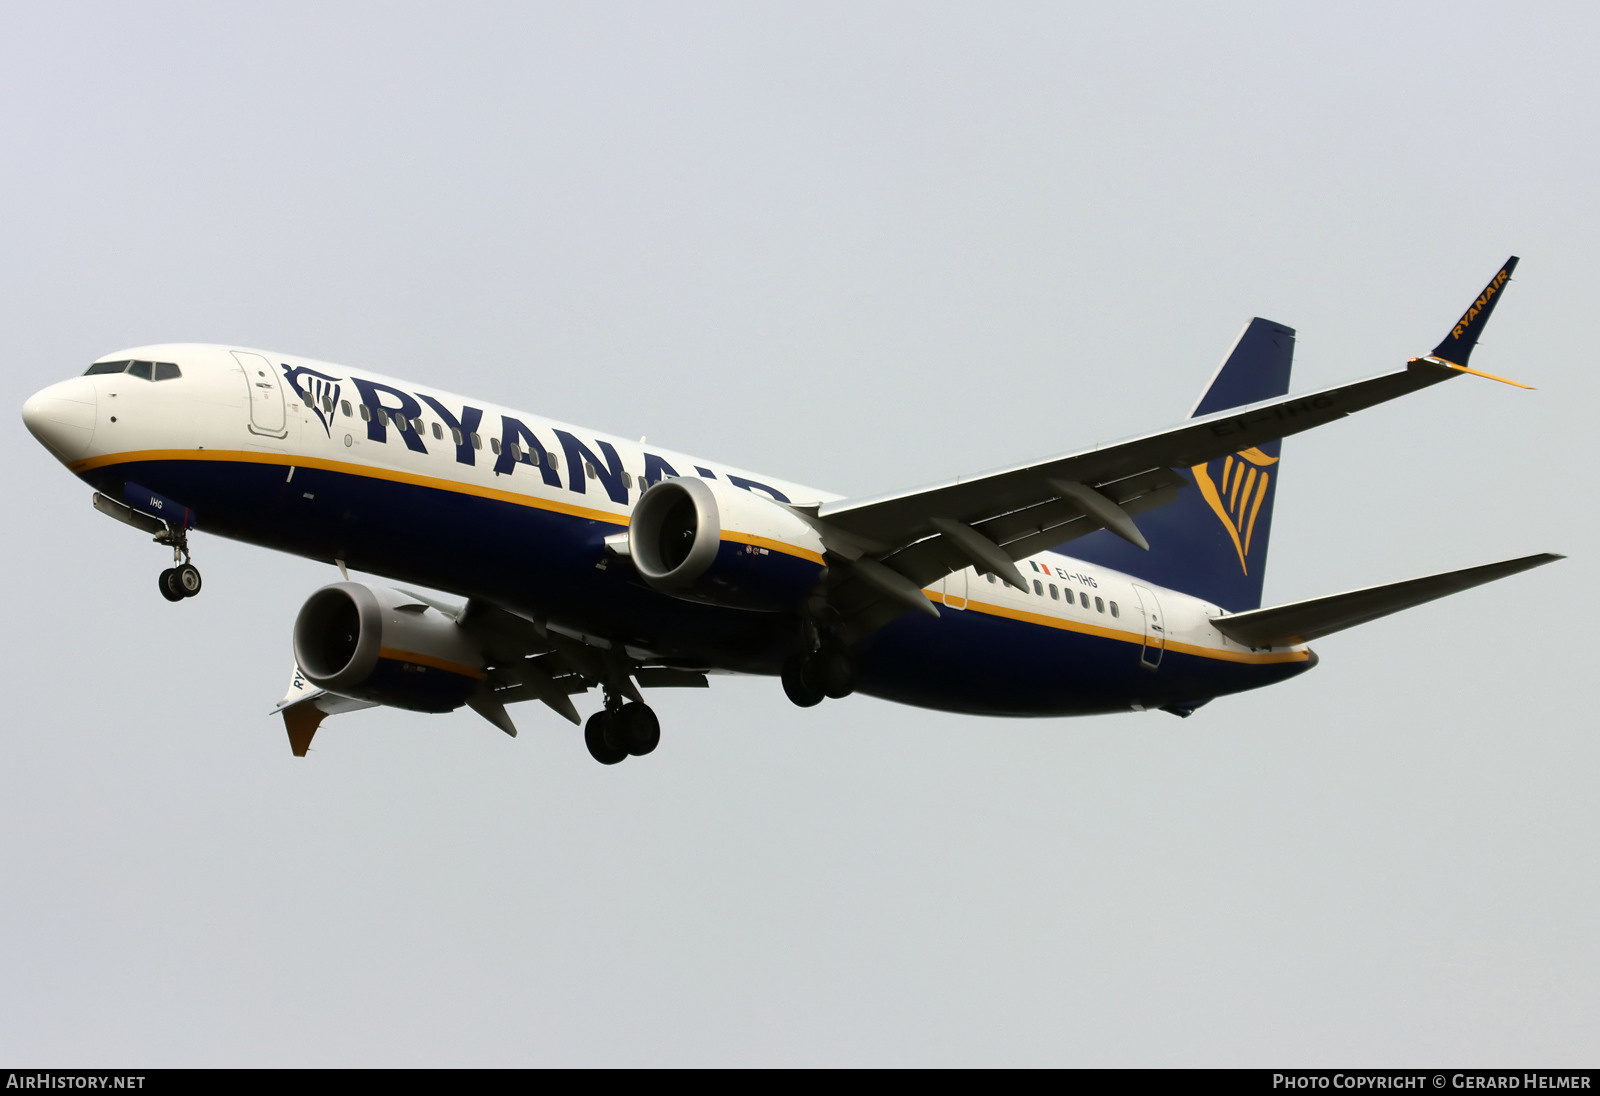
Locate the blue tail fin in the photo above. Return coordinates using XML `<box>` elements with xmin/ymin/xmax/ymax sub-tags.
<box><xmin>1065</xmin><ymin>318</ymin><xmax>1294</xmax><ymax>611</ymax></box>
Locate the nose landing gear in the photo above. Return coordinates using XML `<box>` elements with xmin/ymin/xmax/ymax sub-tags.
<box><xmin>155</xmin><ymin>526</ymin><xmax>202</xmax><ymax>602</ymax></box>
<box><xmin>158</xmin><ymin>563</ymin><xmax>202</xmax><ymax>601</ymax></box>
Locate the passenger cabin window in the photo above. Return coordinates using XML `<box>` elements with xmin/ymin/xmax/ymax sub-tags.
<box><xmin>322</xmin><ymin>396</ymin><xmax>335</xmax><ymax>414</ymax></box>
<box><xmin>470</xmin><ymin>433</ymin><xmax>482</xmax><ymax>449</ymax></box>
<box><xmin>622</xmin><ymin>471</ymin><xmax>633</xmax><ymax>489</ymax></box>
<box><xmin>359</xmin><ymin>405</ymin><xmax>371</xmax><ymax>421</ymax></box>
<box><xmin>1079</xmin><ymin>592</ymin><xmax>1089</xmax><ymax>608</ymax></box>
<box><xmin>1110</xmin><ymin>601</ymin><xmax>1119</xmax><ymax>618</ymax></box>
<box><xmin>451</xmin><ymin>427</ymin><xmax>463</xmax><ymax>445</ymax></box>
<box><xmin>431</xmin><ymin>422</ymin><xmax>443</xmax><ymax>440</ymax></box>
<box><xmin>1032</xmin><ymin>579</ymin><xmax>1043</xmax><ymax>595</ymax></box>
<box><xmin>490</xmin><ymin>438</ymin><xmax>502</xmax><ymax>454</ymax></box>
<box><xmin>507</xmin><ymin>442</ymin><xmax>521</xmax><ymax>460</ymax></box>
<box><xmin>1049</xmin><ymin>584</ymin><xmax>1058</xmax><ymax>600</ymax></box>
<box><xmin>1095</xmin><ymin>596</ymin><xmax>1105</xmax><ymax>613</ymax></box>
<box><xmin>548</xmin><ymin>452</ymin><xmax>559</xmax><ymax>471</ymax></box>
<box><xmin>411</xmin><ymin>418</ymin><xmax>423</xmax><ymax>434</ymax></box>
<box><xmin>341</xmin><ymin>400</ymin><xmax>352</xmax><ymax>417</ymax></box>
<box><xmin>986</xmin><ymin>573</ymin><xmax>996</xmax><ymax>584</ymax></box>
<box><xmin>585</xmin><ymin>462</ymin><xmax>597</xmax><ymax>480</ymax></box>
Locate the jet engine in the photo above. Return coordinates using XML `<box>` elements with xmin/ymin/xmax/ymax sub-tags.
<box><xmin>629</xmin><ymin>477</ymin><xmax>826</xmax><ymax>611</ymax></box>
<box><xmin>292</xmin><ymin>582</ymin><xmax>484</xmax><ymax>711</ymax></box>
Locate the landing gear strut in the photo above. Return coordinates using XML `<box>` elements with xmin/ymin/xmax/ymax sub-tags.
<box><xmin>155</xmin><ymin>525</ymin><xmax>201</xmax><ymax>602</ymax></box>
<box><xmin>584</xmin><ymin>694</ymin><xmax>661</xmax><ymax>765</ymax></box>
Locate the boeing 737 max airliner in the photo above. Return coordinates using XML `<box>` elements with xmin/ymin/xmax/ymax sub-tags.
<box><xmin>21</xmin><ymin>258</ymin><xmax>1559</xmax><ymax>764</ymax></box>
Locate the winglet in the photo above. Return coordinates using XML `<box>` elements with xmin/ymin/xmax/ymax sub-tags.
<box><xmin>1431</xmin><ymin>256</ymin><xmax>1518</xmax><ymax>369</ymax></box>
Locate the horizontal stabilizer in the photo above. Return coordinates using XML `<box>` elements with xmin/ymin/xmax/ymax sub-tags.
<box><xmin>1211</xmin><ymin>552</ymin><xmax>1562</xmax><ymax>647</ymax></box>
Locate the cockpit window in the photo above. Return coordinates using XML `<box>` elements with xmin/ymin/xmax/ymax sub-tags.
<box><xmin>83</xmin><ymin>360</ymin><xmax>181</xmax><ymax>380</ymax></box>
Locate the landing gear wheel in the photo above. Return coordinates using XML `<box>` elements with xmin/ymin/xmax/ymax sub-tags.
<box><xmin>174</xmin><ymin>563</ymin><xmax>202</xmax><ymax>598</ymax></box>
<box><xmin>584</xmin><ymin>711</ymin><xmax>628</xmax><ymax>765</ymax></box>
<box><xmin>613</xmin><ymin>703</ymin><xmax>661</xmax><ymax>756</ymax></box>
<box><xmin>781</xmin><ymin>656</ymin><xmax>825</xmax><ymax>708</ymax></box>
<box><xmin>814</xmin><ymin>647</ymin><xmax>855</xmax><ymax>699</ymax></box>
<box><xmin>158</xmin><ymin>568</ymin><xmax>184</xmax><ymax>602</ymax></box>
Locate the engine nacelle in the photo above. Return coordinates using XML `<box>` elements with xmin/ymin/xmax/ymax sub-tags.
<box><xmin>292</xmin><ymin>582</ymin><xmax>484</xmax><ymax>712</ymax></box>
<box><xmin>629</xmin><ymin>477</ymin><xmax>826</xmax><ymax>611</ymax></box>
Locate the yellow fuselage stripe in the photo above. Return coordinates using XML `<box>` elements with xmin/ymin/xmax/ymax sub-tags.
<box><xmin>82</xmin><ymin>451</ymin><xmax>1301</xmax><ymax>666</ymax></box>
<box><xmin>926</xmin><ymin>590</ymin><xmax>1309</xmax><ymax>665</ymax></box>
<box><xmin>377</xmin><ymin>647</ymin><xmax>485</xmax><ymax>679</ymax></box>
<box><xmin>72</xmin><ymin>448</ymin><xmax>827</xmax><ymax>566</ymax></box>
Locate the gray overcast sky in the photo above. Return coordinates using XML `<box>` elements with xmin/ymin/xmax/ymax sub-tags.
<box><xmin>3</xmin><ymin>1</ymin><xmax>1595</xmax><ymax>1066</ymax></box>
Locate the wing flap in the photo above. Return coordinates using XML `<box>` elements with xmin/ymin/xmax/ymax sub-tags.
<box><xmin>1210</xmin><ymin>552</ymin><xmax>1562</xmax><ymax>647</ymax></box>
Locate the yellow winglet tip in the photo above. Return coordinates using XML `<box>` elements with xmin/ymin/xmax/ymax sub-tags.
<box><xmin>1451</xmin><ymin>363</ymin><xmax>1536</xmax><ymax>390</ymax></box>
<box><xmin>1424</xmin><ymin>357</ymin><xmax>1536</xmax><ymax>390</ymax></box>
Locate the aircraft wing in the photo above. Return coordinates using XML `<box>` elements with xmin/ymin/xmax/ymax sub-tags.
<box><xmin>807</xmin><ymin>356</ymin><xmax>1470</xmax><ymax>634</ymax></box>
<box><xmin>803</xmin><ymin>257</ymin><xmax>1527</xmax><ymax>637</ymax></box>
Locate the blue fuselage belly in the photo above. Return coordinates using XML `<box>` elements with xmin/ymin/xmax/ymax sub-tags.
<box><xmin>852</xmin><ymin>609</ymin><xmax>1308</xmax><ymax>716</ymax></box>
<box><xmin>84</xmin><ymin>456</ymin><xmax>1309</xmax><ymax>716</ymax></box>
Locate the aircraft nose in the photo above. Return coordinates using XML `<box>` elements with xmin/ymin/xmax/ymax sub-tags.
<box><xmin>22</xmin><ymin>377</ymin><xmax>97</xmax><ymax>463</ymax></box>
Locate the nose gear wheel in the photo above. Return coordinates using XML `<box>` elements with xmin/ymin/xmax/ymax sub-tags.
<box><xmin>153</xmin><ymin>525</ymin><xmax>202</xmax><ymax>601</ymax></box>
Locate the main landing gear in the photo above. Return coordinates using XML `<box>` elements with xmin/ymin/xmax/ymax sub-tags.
<box><xmin>584</xmin><ymin>698</ymin><xmax>661</xmax><ymax>765</ymax></box>
<box><xmin>155</xmin><ymin>525</ymin><xmax>202</xmax><ymax>602</ymax></box>
<box><xmin>781</xmin><ymin>640</ymin><xmax>855</xmax><ymax>708</ymax></box>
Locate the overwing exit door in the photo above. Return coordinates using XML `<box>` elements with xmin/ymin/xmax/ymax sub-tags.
<box><xmin>1132</xmin><ymin>583</ymin><xmax>1166</xmax><ymax>669</ymax></box>
<box><xmin>941</xmin><ymin>569</ymin><xmax>968</xmax><ymax>610</ymax></box>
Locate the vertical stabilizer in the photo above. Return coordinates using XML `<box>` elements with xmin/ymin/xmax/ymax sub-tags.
<box><xmin>1065</xmin><ymin>318</ymin><xmax>1294</xmax><ymax>611</ymax></box>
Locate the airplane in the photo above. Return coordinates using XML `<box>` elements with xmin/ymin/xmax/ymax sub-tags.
<box><xmin>20</xmin><ymin>257</ymin><xmax>1559</xmax><ymax>765</ymax></box>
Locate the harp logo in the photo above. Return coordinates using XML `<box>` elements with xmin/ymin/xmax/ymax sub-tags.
<box><xmin>1192</xmin><ymin>446</ymin><xmax>1278</xmax><ymax>574</ymax></box>
<box><xmin>281</xmin><ymin>365</ymin><xmax>343</xmax><ymax>438</ymax></box>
